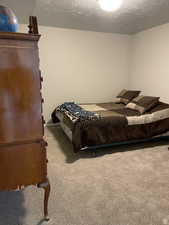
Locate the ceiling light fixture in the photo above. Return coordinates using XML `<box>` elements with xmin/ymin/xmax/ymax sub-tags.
<box><xmin>99</xmin><ymin>0</ymin><xmax>123</xmax><ymax>12</ymax></box>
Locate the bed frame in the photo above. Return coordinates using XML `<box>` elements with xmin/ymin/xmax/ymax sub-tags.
<box><xmin>59</xmin><ymin>120</ymin><xmax>169</xmax><ymax>152</ymax></box>
<box><xmin>83</xmin><ymin>136</ymin><xmax>169</xmax><ymax>150</ymax></box>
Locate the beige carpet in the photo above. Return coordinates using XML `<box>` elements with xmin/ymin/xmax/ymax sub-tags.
<box><xmin>1</xmin><ymin>126</ymin><xmax>169</xmax><ymax>225</ymax></box>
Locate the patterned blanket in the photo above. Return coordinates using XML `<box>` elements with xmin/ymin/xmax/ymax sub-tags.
<box><xmin>57</xmin><ymin>102</ymin><xmax>100</xmax><ymax>122</ymax></box>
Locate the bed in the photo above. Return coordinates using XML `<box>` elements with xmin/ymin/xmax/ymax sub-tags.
<box><xmin>51</xmin><ymin>100</ymin><xmax>169</xmax><ymax>153</ymax></box>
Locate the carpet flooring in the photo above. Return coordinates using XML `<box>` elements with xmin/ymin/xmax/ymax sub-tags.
<box><xmin>1</xmin><ymin>126</ymin><xmax>169</xmax><ymax>225</ymax></box>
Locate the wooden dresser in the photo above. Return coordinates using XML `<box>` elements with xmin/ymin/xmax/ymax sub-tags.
<box><xmin>0</xmin><ymin>21</ymin><xmax>50</xmax><ymax>220</ymax></box>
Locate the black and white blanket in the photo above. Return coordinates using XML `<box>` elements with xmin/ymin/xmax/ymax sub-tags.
<box><xmin>56</xmin><ymin>102</ymin><xmax>100</xmax><ymax>122</ymax></box>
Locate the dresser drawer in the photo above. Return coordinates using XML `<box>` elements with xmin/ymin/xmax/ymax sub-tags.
<box><xmin>0</xmin><ymin>43</ymin><xmax>43</xmax><ymax>144</ymax></box>
<box><xmin>0</xmin><ymin>141</ymin><xmax>47</xmax><ymax>190</ymax></box>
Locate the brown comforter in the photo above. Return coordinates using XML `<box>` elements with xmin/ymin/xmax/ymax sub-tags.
<box><xmin>52</xmin><ymin>102</ymin><xmax>169</xmax><ymax>152</ymax></box>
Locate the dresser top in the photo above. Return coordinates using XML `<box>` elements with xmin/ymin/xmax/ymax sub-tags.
<box><xmin>0</xmin><ymin>32</ymin><xmax>40</xmax><ymax>41</ymax></box>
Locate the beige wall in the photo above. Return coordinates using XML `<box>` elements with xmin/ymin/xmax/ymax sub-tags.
<box><xmin>19</xmin><ymin>23</ymin><xmax>169</xmax><ymax>121</ymax></box>
<box><xmin>20</xmin><ymin>25</ymin><xmax>131</xmax><ymax>121</ymax></box>
<box><xmin>129</xmin><ymin>23</ymin><xmax>169</xmax><ymax>103</ymax></box>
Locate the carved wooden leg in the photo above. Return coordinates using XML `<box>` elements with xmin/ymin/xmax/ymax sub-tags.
<box><xmin>38</xmin><ymin>178</ymin><xmax>51</xmax><ymax>221</ymax></box>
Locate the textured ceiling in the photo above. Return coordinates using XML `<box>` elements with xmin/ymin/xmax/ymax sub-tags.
<box><xmin>1</xmin><ymin>0</ymin><xmax>169</xmax><ymax>34</ymax></box>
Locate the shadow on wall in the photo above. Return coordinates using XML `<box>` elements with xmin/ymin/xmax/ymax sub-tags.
<box><xmin>0</xmin><ymin>190</ymin><xmax>25</xmax><ymax>225</ymax></box>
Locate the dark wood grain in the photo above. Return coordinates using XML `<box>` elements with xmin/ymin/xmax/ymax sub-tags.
<box><xmin>0</xmin><ymin>32</ymin><xmax>40</xmax><ymax>41</ymax></box>
<box><xmin>28</xmin><ymin>16</ymin><xmax>39</xmax><ymax>35</ymax></box>
<box><xmin>38</xmin><ymin>178</ymin><xmax>51</xmax><ymax>221</ymax></box>
<box><xmin>0</xmin><ymin>30</ymin><xmax>50</xmax><ymax>219</ymax></box>
<box><xmin>0</xmin><ymin>141</ymin><xmax>47</xmax><ymax>190</ymax></box>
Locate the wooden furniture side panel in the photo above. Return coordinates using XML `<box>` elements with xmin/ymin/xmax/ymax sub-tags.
<box><xmin>0</xmin><ymin>39</ymin><xmax>43</xmax><ymax>144</ymax></box>
<box><xmin>0</xmin><ymin>142</ymin><xmax>47</xmax><ymax>190</ymax></box>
